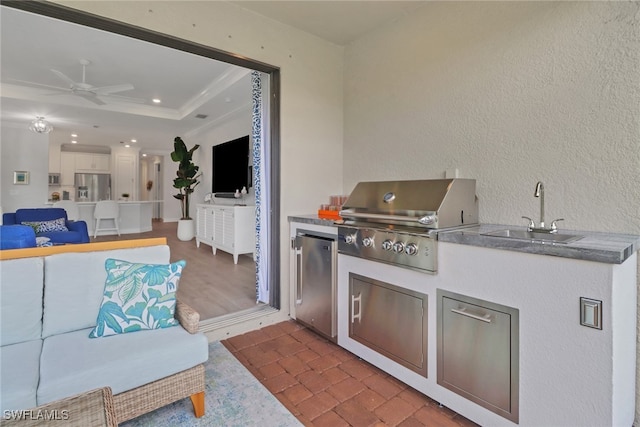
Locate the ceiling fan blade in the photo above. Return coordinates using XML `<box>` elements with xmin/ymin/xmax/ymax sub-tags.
<box><xmin>100</xmin><ymin>93</ymin><xmax>147</xmax><ymax>104</ymax></box>
<box><xmin>6</xmin><ymin>78</ymin><xmax>70</xmax><ymax>92</ymax></box>
<box><xmin>50</xmin><ymin>69</ymin><xmax>78</xmax><ymax>88</ymax></box>
<box><xmin>92</xmin><ymin>83</ymin><xmax>134</xmax><ymax>95</ymax></box>
<box><xmin>75</xmin><ymin>91</ymin><xmax>107</xmax><ymax>105</ymax></box>
<box><xmin>44</xmin><ymin>90</ymin><xmax>74</xmax><ymax>96</ymax></box>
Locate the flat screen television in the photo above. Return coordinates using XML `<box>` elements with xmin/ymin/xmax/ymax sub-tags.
<box><xmin>211</xmin><ymin>135</ymin><xmax>250</xmax><ymax>194</ymax></box>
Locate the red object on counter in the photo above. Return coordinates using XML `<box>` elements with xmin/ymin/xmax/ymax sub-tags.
<box><xmin>317</xmin><ymin>210</ymin><xmax>341</xmax><ymax>220</ymax></box>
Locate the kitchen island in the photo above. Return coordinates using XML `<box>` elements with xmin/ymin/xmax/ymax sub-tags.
<box><xmin>76</xmin><ymin>201</ymin><xmax>158</xmax><ymax>236</ymax></box>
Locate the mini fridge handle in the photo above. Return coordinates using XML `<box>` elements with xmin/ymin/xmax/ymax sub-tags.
<box><xmin>295</xmin><ymin>246</ymin><xmax>302</xmax><ymax>305</ymax></box>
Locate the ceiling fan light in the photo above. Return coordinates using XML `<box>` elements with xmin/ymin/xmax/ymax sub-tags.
<box><xmin>29</xmin><ymin>117</ymin><xmax>53</xmax><ymax>134</ymax></box>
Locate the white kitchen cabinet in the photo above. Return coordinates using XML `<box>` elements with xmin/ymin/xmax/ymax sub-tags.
<box><xmin>61</xmin><ymin>152</ymin><xmax>111</xmax><ymax>186</ymax></box>
<box><xmin>60</xmin><ymin>152</ymin><xmax>76</xmax><ymax>186</ymax></box>
<box><xmin>196</xmin><ymin>204</ymin><xmax>255</xmax><ymax>264</ymax></box>
<box><xmin>75</xmin><ymin>153</ymin><xmax>110</xmax><ymax>172</ymax></box>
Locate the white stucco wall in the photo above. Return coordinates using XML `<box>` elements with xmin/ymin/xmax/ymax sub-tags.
<box><xmin>0</xmin><ymin>123</ymin><xmax>50</xmax><ymax>213</ymax></box>
<box><xmin>343</xmin><ymin>0</ymin><xmax>640</xmax><ymax>421</ymax></box>
<box><xmin>57</xmin><ymin>0</ymin><xmax>345</xmax><ymax>320</ymax></box>
<box><xmin>345</xmin><ymin>1</ymin><xmax>638</xmax><ymax>234</ymax></box>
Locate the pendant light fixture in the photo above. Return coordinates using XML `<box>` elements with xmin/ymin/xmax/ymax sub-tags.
<box><xmin>28</xmin><ymin>116</ymin><xmax>53</xmax><ymax>134</ymax></box>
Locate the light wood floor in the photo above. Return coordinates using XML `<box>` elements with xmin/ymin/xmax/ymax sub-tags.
<box><xmin>92</xmin><ymin>220</ymin><xmax>258</xmax><ymax>320</ymax></box>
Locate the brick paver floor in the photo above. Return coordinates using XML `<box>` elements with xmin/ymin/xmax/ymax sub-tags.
<box><xmin>222</xmin><ymin>320</ymin><xmax>479</xmax><ymax>427</ymax></box>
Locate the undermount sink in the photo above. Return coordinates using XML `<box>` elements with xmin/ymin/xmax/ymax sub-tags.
<box><xmin>481</xmin><ymin>229</ymin><xmax>584</xmax><ymax>244</ymax></box>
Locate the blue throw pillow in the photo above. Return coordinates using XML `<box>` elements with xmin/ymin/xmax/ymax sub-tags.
<box><xmin>89</xmin><ymin>258</ymin><xmax>186</xmax><ymax>338</ymax></box>
<box><xmin>21</xmin><ymin>218</ymin><xmax>68</xmax><ymax>233</ymax></box>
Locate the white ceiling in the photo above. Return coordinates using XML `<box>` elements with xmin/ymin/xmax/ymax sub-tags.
<box><xmin>0</xmin><ymin>6</ymin><xmax>252</xmax><ymax>154</ymax></box>
<box><xmin>0</xmin><ymin>2</ymin><xmax>424</xmax><ymax>154</ymax></box>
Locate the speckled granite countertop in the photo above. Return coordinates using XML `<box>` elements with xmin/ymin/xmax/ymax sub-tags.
<box><xmin>289</xmin><ymin>215</ymin><xmax>639</xmax><ymax>265</ymax></box>
<box><xmin>438</xmin><ymin>224</ymin><xmax>640</xmax><ymax>264</ymax></box>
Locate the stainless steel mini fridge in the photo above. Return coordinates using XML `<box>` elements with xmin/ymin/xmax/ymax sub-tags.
<box><xmin>293</xmin><ymin>231</ymin><xmax>337</xmax><ymax>341</ymax></box>
<box><xmin>75</xmin><ymin>173</ymin><xmax>111</xmax><ymax>201</ymax></box>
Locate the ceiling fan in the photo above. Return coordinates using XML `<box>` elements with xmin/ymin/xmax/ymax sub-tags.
<box><xmin>9</xmin><ymin>59</ymin><xmax>143</xmax><ymax>105</ymax></box>
<box><xmin>46</xmin><ymin>59</ymin><xmax>137</xmax><ymax>105</ymax></box>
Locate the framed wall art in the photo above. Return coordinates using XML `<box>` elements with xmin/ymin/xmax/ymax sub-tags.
<box><xmin>13</xmin><ymin>171</ymin><xmax>29</xmax><ymax>185</ymax></box>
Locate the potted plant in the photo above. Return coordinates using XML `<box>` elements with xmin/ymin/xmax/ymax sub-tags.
<box><xmin>171</xmin><ymin>136</ymin><xmax>201</xmax><ymax>241</ymax></box>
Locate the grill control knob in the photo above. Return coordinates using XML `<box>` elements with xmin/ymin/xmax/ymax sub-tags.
<box><xmin>418</xmin><ymin>215</ymin><xmax>436</xmax><ymax>225</ymax></box>
<box><xmin>392</xmin><ymin>242</ymin><xmax>405</xmax><ymax>254</ymax></box>
<box><xmin>345</xmin><ymin>234</ymin><xmax>356</xmax><ymax>244</ymax></box>
<box><xmin>382</xmin><ymin>240</ymin><xmax>393</xmax><ymax>251</ymax></box>
<box><xmin>405</xmin><ymin>243</ymin><xmax>418</xmax><ymax>256</ymax></box>
<box><xmin>362</xmin><ymin>237</ymin><xmax>374</xmax><ymax>248</ymax></box>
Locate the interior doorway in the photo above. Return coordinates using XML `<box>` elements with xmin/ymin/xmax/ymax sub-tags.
<box><xmin>153</xmin><ymin>161</ymin><xmax>162</xmax><ymax>219</ymax></box>
<box><xmin>8</xmin><ymin>1</ymin><xmax>281</xmax><ymax>320</ymax></box>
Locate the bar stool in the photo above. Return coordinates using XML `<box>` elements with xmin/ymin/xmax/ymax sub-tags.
<box><xmin>93</xmin><ymin>201</ymin><xmax>120</xmax><ymax>238</ymax></box>
<box><xmin>53</xmin><ymin>200</ymin><xmax>80</xmax><ymax>221</ymax></box>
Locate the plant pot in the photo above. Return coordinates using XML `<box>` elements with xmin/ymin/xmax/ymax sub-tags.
<box><xmin>177</xmin><ymin>219</ymin><xmax>195</xmax><ymax>241</ymax></box>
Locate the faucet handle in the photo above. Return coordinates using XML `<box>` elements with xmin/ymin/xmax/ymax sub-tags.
<box><xmin>522</xmin><ymin>216</ymin><xmax>535</xmax><ymax>230</ymax></box>
<box><xmin>550</xmin><ymin>218</ymin><xmax>564</xmax><ymax>232</ymax></box>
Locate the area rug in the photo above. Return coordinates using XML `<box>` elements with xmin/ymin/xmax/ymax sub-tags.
<box><xmin>121</xmin><ymin>341</ymin><xmax>302</xmax><ymax>427</ymax></box>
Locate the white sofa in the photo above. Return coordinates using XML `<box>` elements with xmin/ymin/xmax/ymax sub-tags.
<box><xmin>0</xmin><ymin>240</ymin><xmax>209</xmax><ymax>423</ymax></box>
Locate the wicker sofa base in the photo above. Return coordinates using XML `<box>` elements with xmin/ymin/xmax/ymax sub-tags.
<box><xmin>2</xmin><ymin>387</ymin><xmax>117</xmax><ymax>427</ymax></box>
<box><xmin>113</xmin><ymin>364</ymin><xmax>205</xmax><ymax>423</ymax></box>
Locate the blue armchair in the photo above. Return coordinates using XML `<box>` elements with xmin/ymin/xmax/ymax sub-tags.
<box><xmin>2</xmin><ymin>208</ymin><xmax>90</xmax><ymax>245</ymax></box>
<box><xmin>0</xmin><ymin>225</ymin><xmax>37</xmax><ymax>249</ymax></box>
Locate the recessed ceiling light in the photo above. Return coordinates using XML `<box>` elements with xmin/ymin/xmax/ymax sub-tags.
<box><xmin>71</xmin><ymin>133</ymin><xmax>78</xmax><ymax>137</ymax></box>
<box><xmin>124</xmin><ymin>144</ymin><xmax>131</xmax><ymax>148</ymax></box>
<box><xmin>142</xmin><ymin>153</ymin><xmax>147</xmax><ymax>157</ymax></box>
<box><xmin>71</xmin><ymin>140</ymin><xmax>78</xmax><ymax>144</ymax></box>
<box><xmin>152</xmin><ymin>98</ymin><xmax>161</xmax><ymax>104</ymax></box>
<box><xmin>131</xmin><ymin>139</ymin><xmax>137</xmax><ymax>143</ymax></box>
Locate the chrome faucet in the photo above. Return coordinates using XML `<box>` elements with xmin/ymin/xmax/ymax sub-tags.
<box><xmin>522</xmin><ymin>181</ymin><xmax>563</xmax><ymax>233</ymax></box>
<box><xmin>534</xmin><ymin>181</ymin><xmax>545</xmax><ymax>229</ymax></box>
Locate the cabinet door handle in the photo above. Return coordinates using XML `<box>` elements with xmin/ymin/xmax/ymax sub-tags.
<box><xmin>351</xmin><ymin>293</ymin><xmax>362</xmax><ymax>323</ymax></box>
<box><xmin>451</xmin><ymin>307</ymin><xmax>492</xmax><ymax>323</ymax></box>
<box><xmin>295</xmin><ymin>249</ymin><xmax>302</xmax><ymax>305</ymax></box>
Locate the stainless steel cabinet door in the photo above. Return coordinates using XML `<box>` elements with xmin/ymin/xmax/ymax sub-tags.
<box><xmin>437</xmin><ymin>290</ymin><xmax>519</xmax><ymax>423</ymax></box>
<box><xmin>349</xmin><ymin>273</ymin><xmax>427</xmax><ymax>376</ymax></box>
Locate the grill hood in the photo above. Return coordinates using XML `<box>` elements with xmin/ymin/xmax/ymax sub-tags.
<box><xmin>340</xmin><ymin>178</ymin><xmax>478</xmax><ymax>229</ymax></box>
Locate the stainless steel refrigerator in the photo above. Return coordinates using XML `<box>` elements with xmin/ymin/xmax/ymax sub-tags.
<box><xmin>293</xmin><ymin>231</ymin><xmax>337</xmax><ymax>341</ymax></box>
<box><xmin>75</xmin><ymin>173</ymin><xmax>111</xmax><ymax>201</ymax></box>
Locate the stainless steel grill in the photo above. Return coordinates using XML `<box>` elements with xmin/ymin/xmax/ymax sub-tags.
<box><xmin>338</xmin><ymin>179</ymin><xmax>478</xmax><ymax>273</ymax></box>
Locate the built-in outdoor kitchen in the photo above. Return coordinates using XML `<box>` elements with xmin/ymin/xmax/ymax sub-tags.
<box><xmin>289</xmin><ymin>178</ymin><xmax>639</xmax><ymax>427</ymax></box>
